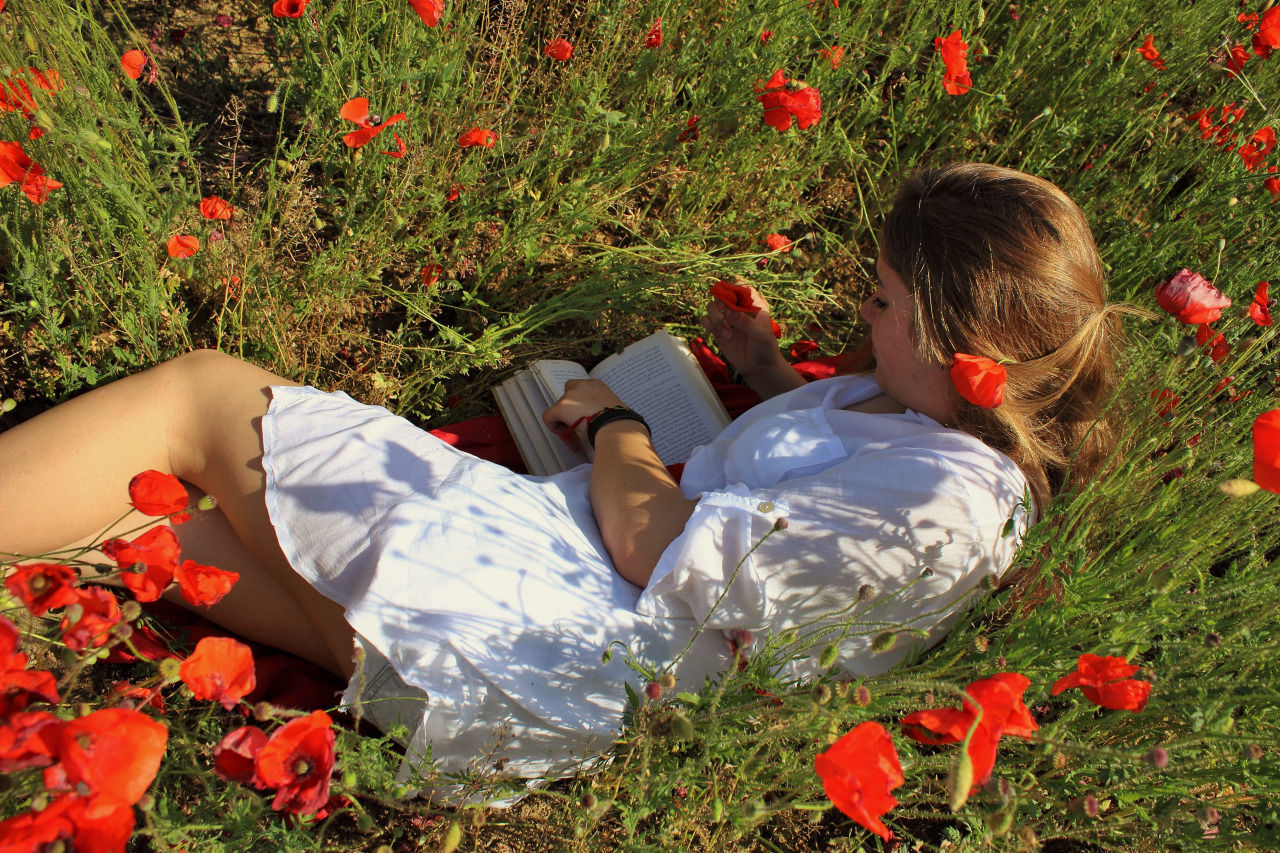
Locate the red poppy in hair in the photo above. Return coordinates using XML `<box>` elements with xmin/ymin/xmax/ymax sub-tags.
<box><xmin>457</xmin><ymin>127</ymin><xmax>497</xmax><ymax>148</ymax></box>
<box><xmin>255</xmin><ymin>710</ymin><xmax>336</xmax><ymax>814</ymax></box>
<box><xmin>59</xmin><ymin>586</ymin><xmax>123</xmax><ymax>651</ymax></box>
<box><xmin>950</xmin><ymin>353</ymin><xmax>1006</xmax><ymax>408</ymax></box>
<box><xmin>174</xmin><ymin>559</ymin><xmax>239</xmax><ymax>606</ymax></box>
<box><xmin>339</xmin><ymin>97</ymin><xmax>408</xmax><ymax>149</ymax></box>
<box><xmin>814</xmin><ymin>721</ymin><xmax>903</xmax><ymax>840</ymax></box>
<box><xmin>4</xmin><ymin>563</ymin><xmax>79</xmax><ymax>616</ymax></box>
<box><xmin>57</xmin><ymin>708</ymin><xmax>168</xmax><ymax>815</ymax></box>
<box><xmin>544</xmin><ymin>37</ymin><xmax>573</xmax><ymax>61</ymax></box>
<box><xmin>901</xmin><ymin>672</ymin><xmax>1037</xmax><ymax>793</ymax></box>
<box><xmin>934</xmin><ymin>30</ymin><xmax>972</xmax><ymax>95</ymax></box>
<box><xmin>1248</xmin><ymin>281</ymin><xmax>1272</xmax><ymax>326</ymax></box>
<box><xmin>1051</xmin><ymin>654</ymin><xmax>1151</xmax><ymax>712</ymax></box>
<box><xmin>755</xmin><ymin>69</ymin><xmax>822</xmax><ymax>131</ymax></box>
<box><xmin>408</xmin><ymin>0</ymin><xmax>442</xmax><ymax>27</ymax></box>
<box><xmin>1252</xmin><ymin>409</ymin><xmax>1280</xmax><ymax>493</ymax></box>
<box><xmin>1156</xmin><ymin>268</ymin><xmax>1231</xmax><ymax>325</ymax></box>
<box><xmin>1136</xmin><ymin>35</ymin><xmax>1165</xmax><ymax>70</ymax></box>
<box><xmin>180</xmin><ymin>636</ymin><xmax>256</xmax><ymax>709</ymax></box>
<box><xmin>103</xmin><ymin>525</ymin><xmax>182</xmax><ymax>602</ymax></box>
<box><xmin>645</xmin><ymin>18</ymin><xmax>662</xmax><ymax>48</ymax></box>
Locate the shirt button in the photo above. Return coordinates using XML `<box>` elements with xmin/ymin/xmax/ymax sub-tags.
<box><xmin>756</xmin><ymin>501</ymin><xmax>775</xmax><ymax>513</ymax></box>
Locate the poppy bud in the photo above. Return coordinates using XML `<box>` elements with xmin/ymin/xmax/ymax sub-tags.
<box><xmin>601</xmin><ymin>648</ymin><xmax>613</xmax><ymax>664</ymax></box>
<box><xmin>1068</xmin><ymin>794</ymin><xmax>1099</xmax><ymax>818</ymax></box>
<box><xmin>985</xmin><ymin>776</ymin><xmax>1013</xmax><ymax>800</ymax></box>
<box><xmin>198</xmin><ymin>494</ymin><xmax>218</xmax><ymax>511</ymax></box>
<box><xmin>358</xmin><ymin>812</ymin><xmax>375</xmax><ymax>832</ymax></box>
<box><xmin>580</xmin><ymin>792</ymin><xmax>597</xmax><ymax>810</ymax></box>
<box><xmin>871</xmin><ymin>631</ymin><xmax>897</xmax><ymax>653</ymax></box>
<box><xmin>1</xmin><ymin>398</ymin><xmax>15</xmax><ymax>413</ymax></box>
<box><xmin>439</xmin><ymin>821</ymin><xmax>462</xmax><ymax>853</ymax></box>
<box><xmin>819</xmin><ymin>642</ymin><xmax>839</xmax><ymax>668</ymax></box>
<box><xmin>947</xmin><ymin>751</ymin><xmax>974</xmax><ymax>811</ymax></box>
<box><xmin>24</xmin><ymin>28</ymin><xmax>37</xmax><ymax>53</ymax></box>
<box><xmin>136</xmin><ymin>794</ymin><xmax>154</xmax><ymax>812</ymax></box>
<box><xmin>1202</xmin><ymin>806</ymin><xmax>1220</xmax><ymax>825</ymax></box>
<box><xmin>658</xmin><ymin>673</ymin><xmax>677</xmax><ymax>689</ymax></box>
<box><xmin>1218</xmin><ymin>478</ymin><xmax>1261</xmax><ymax>497</ymax></box>
<box><xmin>712</xmin><ymin>797</ymin><xmax>724</xmax><ymax>821</ymax></box>
<box><xmin>1143</xmin><ymin>746</ymin><xmax>1169</xmax><ymax>768</ymax></box>
<box><xmin>35</xmin><ymin>109</ymin><xmax>53</xmax><ymax>131</ymax></box>
<box><xmin>772</xmin><ymin>517</ymin><xmax>788</xmax><ymax>531</ymax></box>
<box><xmin>989</xmin><ymin>803</ymin><xmax>1016</xmax><ymax>837</ymax></box>
<box><xmin>266</xmin><ymin>92</ymin><xmax>279</xmax><ymax>113</ymax></box>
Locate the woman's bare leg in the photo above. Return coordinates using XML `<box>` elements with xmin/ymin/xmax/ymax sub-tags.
<box><xmin>0</xmin><ymin>350</ymin><xmax>355</xmax><ymax>678</ymax></box>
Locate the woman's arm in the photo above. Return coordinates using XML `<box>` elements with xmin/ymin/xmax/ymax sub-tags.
<box><xmin>543</xmin><ymin>380</ymin><xmax>697</xmax><ymax>587</ymax></box>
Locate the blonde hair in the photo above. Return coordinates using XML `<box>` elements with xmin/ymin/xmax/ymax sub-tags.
<box><xmin>880</xmin><ymin>163</ymin><xmax>1123</xmax><ymax>510</ymax></box>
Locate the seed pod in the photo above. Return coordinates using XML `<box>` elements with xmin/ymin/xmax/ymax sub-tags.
<box><xmin>857</xmin><ymin>583</ymin><xmax>875</xmax><ymax>602</ymax></box>
<box><xmin>644</xmin><ymin>682</ymin><xmax>662</xmax><ymax>701</ymax></box>
<box><xmin>23</xmin><ymin>28</ymin><xmax>37</xmax><ymax>53</ymax></box>
<box><xmin>157</xmin><ymin>657</ymin><xmax>182</xmax><ymax>684</ymax></box>
<box><xmin>712</xmin><ymin>797</ymin><xmax>724</xmax><ymax>821</ymax></box>
<box><xmin>438</xmin><ymin>821</ymin><xmax>462</xmax><ymax>853</ymax></box>
<box><xmin>852</xmin><ymin>685</ymin><xmax>872</xmax><ymax>707</ymax></box>
<box><xmin>120</xmin><ymin>600</ymin><xmax>143</xmax><ymax>622</ymax></box>
<box><xmin>810</xmin><ymin>684</ymin><xmax>833</xmax><ymax>706</ymax></box>
<box><xmin>266</xmin><ymin>91</ymin><xmax>280</xmax><ymax>113</ymax></box>
<box><xmin>1</xmin><ymin>398</ymin><xmax>15</xmax><ymax>413</ymax></box>
<box><xmin>197</xmin><ymin>494</ymin><xmax>218</xmax><ymax>511</ymax></box>
<box><xmin>470</xmin><ymin>808</ymin><xmax>486</xmax><ymax>828</ymax></box>
<box><xmin>658</xmin><ymin>672</ymin><xmax>677</xmax><ymax>690</ymax></box>
<box><xmin>818</xmin><ymin>643</ymin><xmax>839</xmax><ymax>668</ymax></box>
<box><xmin>342</xmin><ymin>770</ymin><xmax>358</xmax><ymax>788</ymax></box>
<box><xmin>947</xmin><ymin>751</ymin><xmax>974</xmax><ymax>811</ymax></box>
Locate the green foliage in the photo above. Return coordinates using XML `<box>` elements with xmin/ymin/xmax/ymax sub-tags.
<box><xmin>2</xmin><ymin>0</ymin><xmax>1280</xmax><ymax>849</ymax></box>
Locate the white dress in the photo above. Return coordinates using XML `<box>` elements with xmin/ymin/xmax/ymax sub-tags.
<box><xmin>260</xmin><ymin>374</ymin><xmax>1029</xmax><ymax>798</ymax></box>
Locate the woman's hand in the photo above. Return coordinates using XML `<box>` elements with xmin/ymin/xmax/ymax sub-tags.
<box><xmin>542</xmin><ymin>379</ymin><xmax>625</xmax><ymax>457</ymax></box>
<box><xmin>701</xmin><ymin>285</ymin><xmax>806</xmax><ymax>400</ymax></box>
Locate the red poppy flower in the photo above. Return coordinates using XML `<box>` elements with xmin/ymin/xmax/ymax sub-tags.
<box><xmin>109</xmin><ymin>679</ymin><xmax>165</xmax><ymax>712</ymax></box>
<box><xmin>457</xmin><ymin>126</ymin><xmax>497</xmax><ymax>148</ymax></box>
<box><xmin>180</xmin><ymin>636</ymin><xmax>256</xmax><ymax>709</ymax></box>
<box><xmin>0</xmin><ymin>617</ymin><xmax>61</xmax><ymax>715</ymax></box>
<box><xmin>120</xmin><ymin>49</ymin><xmax>148</xmax><ymax>80</ymax></box>
<box><xmin>1136</xmin><ymin>34</ymin><xmax>1165</xmax><ymax>70</ymax></box>
<box><xmin>174</xmin><ymin>559</ymin><xmax>239</xmax><ymax>607</ymax></box>
<box><xmin>445</xmin><ymin>185</ymin><xmax>461</xmax><ymax>201</ymax></box>
<box><xmin>128</xmin><ymin>469</ymin><xmax>190</xmax><ymax>519</ymax></box>
<box><xmin>760</xmin><ymin>31</ymin><xmax>772</xmax><ymax>45</ymax></box>
<box><xmin>421</xmin><ymin>263</ymin><xmax>444</xmax><ymax>287</ymax></box>
<box><xmin>544</xmin><ymin>37</ymin><xmax>574</xmax><ymax>61</ymax></box>
<box><xmin>1238</xmin><ymin>127</ymin><xmax>1275</xmax><ymax>171</ymax></box>
<box><xmin>950</xmin><ymin>353</ymin><xmax>1006</xmax><ymax>408</ymax></box>
<box><xmin>1</xmin><ymin>615</ymin><xmax>25</xmax><ymax>672</ymax></box>
<box><xmin>1155</xmin><ymin>268</ymin><xmax>1232</xmax><ymax>325</ymax></box>
<box><xmin>710</xmin><ymin>280</ymin><xmax>766</xmax><ymax>314</ymax></box>
<box><xmin>60</xmin><ymin>586</ymin><xmax>123</xmax><ymax>651</ymax></box>
<box><xmin>1254</xmin><ymin>8</ymin><xmax>1280</xmax><ymax>58</ymax></box>
<box><xmin>1225</xmin><ymin>42</ymin><xmax>1250</xmax><ymax>77</ymax></box>
<box><xmin>1196</xmin><ymin>323</ymin><xmax>1230</xmax><ymax>363</ymax></box>
<box><xmin>166</xmin><ymin>234</ymin><xmax>200</xmax><ymax>259</ymax></box>
<box><xmin>272</xmin><ymin>0</ymin><xmax>309</xmax><ymax>17</ymax></box>
<box><xmin>1267</xmin><ymin>169</ymin><xmax>1280</xmax><ymax>198</ymax></box>
<box><xmin>0</xmin><ymin>794</ymin><xmax>135</xmax><ymax>853</ymax></box>
<box><xmin>677</xmin><ymin>114</ymin><xmax>700</xmax><ymax>142</ymax></box>
<box><xmin>58</xmin><ymin>708</ymin><xmax>168</xmax><ymax>814</ymax></box>
<box><xmin>1252</xmin><ymin>409</ymin><xmax>1280</xmax><ymax>493</ymax></box>
<box><xmin>820</xmin><ymin>44</ymin><xmax>845</xmax><ymax>69</ymax></box>
<box><xmin>1151</xmin><ymin>388</ymin><xmax>1179</xmax><ymax>418</ymax></box>
<box><xmin>814</xmin><ymin>721</ymin><xmax>903</xmax><ymax>840</ymax></box>
<box><xmin>765</xmin><ymin>233</ymin><xmax>794</xmax><ymax>253</ymax></box>
<box><xmin>0</xmin><ymin>709</ymin><xmax>63</xmax><ymax>772</ymax></box>
<box><xmin>0</xmin><ymin>139</ymin><xmax>62</xmax><ymax>204</ymax></box>
<box><xmin>339</xmin><ymin>97</ymin><xmax>408</xmax><ymax>149</ymax></box>
<box><xmin>789</xmin><ymin>339</ymin><xmax>820</xmax><ymax>361</ymax></box>
<box><xmin>755</xmin><ymin>69</ymin><xmax>822</xmax><ymax>131</ymax></box>
<box><xmin>4</xmin><ymin>562</ymin><xmax>79</xmax><ymax>616</ymax></box>
<box><xmin>1249</xmin><ymin>281</ymin><xmax>1273</xmax><ymax>326</ymax></box>
<box><xmin>645</xmin><ymin>18</ymin><xmax>662</xmax><ymax>48</ymax></box>
<box><xmin>199</xmin><ymin>195</ymin><xmax>234</xmax><ymax>220</ymax></box>
<box><xmin>1051</xmin><ymin>653</ymin><xmax>1151</xmax><ymax>712</ymax></box>
<box><xmin>408</xmin><ymin>0</ymin><xmax>443</xmax><ymax>26</ymax></box>
<box><xmin>255</xmin><ymin>710</ymin><xmax>336</xmax><ymax>814</ymax></box>
<box><xmin>934</xmin><ymin>30</ymin><xmax>973</xmax><ymax>95</ymax></box>
<box><xmin>214</xmin><ymin>725</ymin><xmax>268</xmax><ymax>785</ymax></box>
<box><xmin>901</xmin><ymin>672</ymin><xmax>1037</xmax><ymax>792</ymax></box>
<box><xmin>382</xmin><ymin>132</ymin><xmax>407</xmax><ymax>158</ymax></box>
<box><xmin>103</xmin><ymin>525</ymin><xmax>181</xmax><ymax>602</ymax></box>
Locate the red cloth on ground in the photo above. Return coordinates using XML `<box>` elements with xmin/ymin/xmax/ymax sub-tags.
<box><xmin>124</xmin><ymin>339</ymin><xmax>855</xmax><ymax>712</ymax></box>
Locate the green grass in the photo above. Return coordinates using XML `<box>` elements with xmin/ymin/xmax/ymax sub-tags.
<box><xmin>3</xmin><ymin>0</ymin><xmax>1280</xmax><ymax>849</ymax></box>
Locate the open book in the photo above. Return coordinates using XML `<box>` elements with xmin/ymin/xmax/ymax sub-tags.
<box><xmin>494</xmin><ymin>331</ymin><xmax>732</xmax><ymax>476</ymax></box>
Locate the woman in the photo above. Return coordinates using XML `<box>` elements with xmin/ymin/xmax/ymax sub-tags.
<box><xmin>0</xmin><ymin>163</ymin><xmax>1121</xmax><ymax>798</ymax></box>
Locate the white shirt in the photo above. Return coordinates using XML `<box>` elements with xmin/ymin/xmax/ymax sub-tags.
<box><xmin>260</xmin><ymin>373</ymin><xmax>1029</xmax><ymax>798</ymax></box>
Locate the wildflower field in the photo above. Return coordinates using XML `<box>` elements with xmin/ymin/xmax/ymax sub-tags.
<box><xmin>3</xmin><ymin>0</ymin><xmax>1280</xmax><ymax>850</ymax></box>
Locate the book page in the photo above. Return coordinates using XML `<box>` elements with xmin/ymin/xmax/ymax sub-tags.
<box><xmin>589</xmin><ymin>331</ymin><xmax>731</xmax><ymax>465</ymax></box>
<box><xmin>528</xmin><ymin>360</ymin><xmax>590</xmax><ymax>402</ymax></box>
<box><xmin>495</xmin><ymin>370</ymin><xmax>586</xmax><ymax>475</ymax></box>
